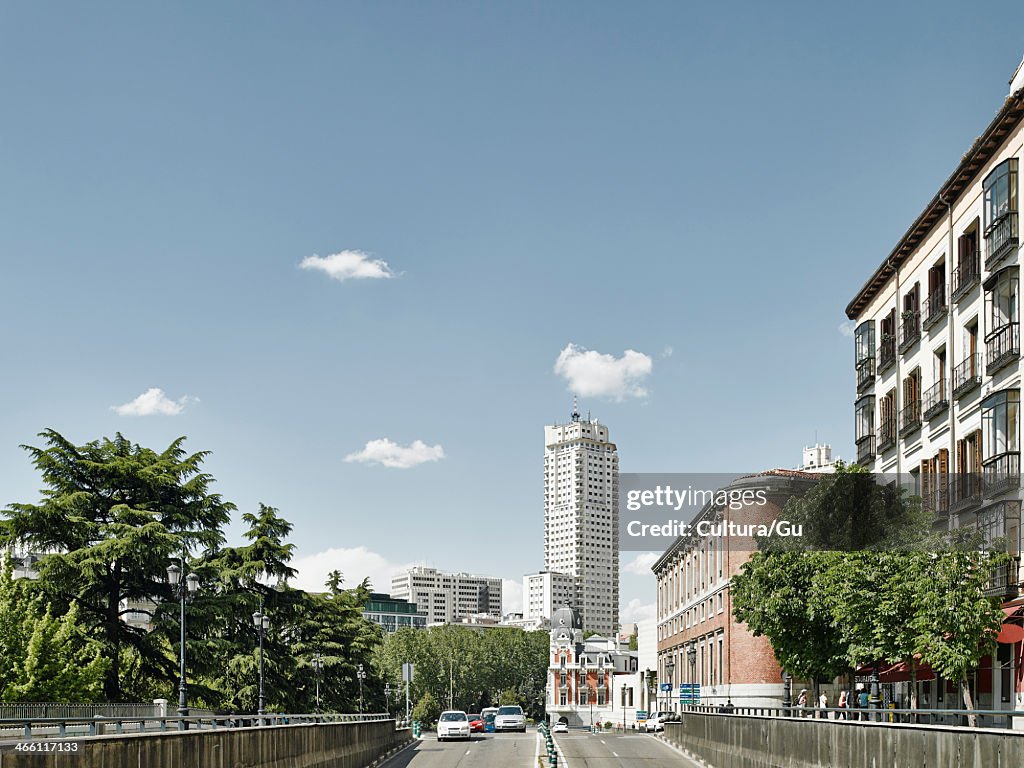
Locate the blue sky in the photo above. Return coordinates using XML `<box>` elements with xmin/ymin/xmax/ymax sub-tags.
<box><xmin>2</xmin><ymin>2</ymin><xmax>1023</xmax><ymax>623</ymax></box>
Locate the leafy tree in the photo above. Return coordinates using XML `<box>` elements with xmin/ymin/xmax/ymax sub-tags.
<box><xmin>0</xmin><ymin>560</ymin><xmax>107</xmax><ymax>702</ymax></box>
<box><xmin>412</xmin><ymin>690</ymin><xmax>440</xmax><ymax>725</ymax></box>
<box><xmin>0</xmin><ymin>431</ymin><xmax>233</xmax><ymax>701</ymax></box>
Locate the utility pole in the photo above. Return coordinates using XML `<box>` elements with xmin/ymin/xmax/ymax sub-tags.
<box><xmin>358</xmin><ymin>664</ymin><xmax>366</xmax><ymax>715</ymax></box>
<box><xmin>449</xmin><ymin>656</ymin><xmax>454</xmax><ymax>710</ymax></box>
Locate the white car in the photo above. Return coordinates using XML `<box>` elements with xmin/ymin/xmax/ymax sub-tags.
<box><xmin>437</xmin><ymin>710</ymin><xmax>471</xmax><ymax>741</ymax></box>
<box><xmin>642</xmin><ymin>711</ymin><xmax>677</xmax><ymax>733</ymax></box>
<box><xmin>552</xmin><ymin>720</ymin><xmax>569</xmax><ymax>733</ymax></box>
<box><xmin>494</xmin><ymin>704</ymin><xmax>527</xmax><ymax>732</ymax></box>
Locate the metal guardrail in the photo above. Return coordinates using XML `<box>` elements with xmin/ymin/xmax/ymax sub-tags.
<box><xmin>0</xmin><ymin>712</ymin><xmax>392</xmax><ymax>742</ymax></box>
<box><xmin>679</xmin><ymin>705</ymin><xmax>1020</xmax><ymax>729</ymax></box>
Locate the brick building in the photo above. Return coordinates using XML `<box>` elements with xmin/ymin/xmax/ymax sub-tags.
<box><xmin>652</xmin><ymin>470</ymin><xmax>818</xmax><ymax>710</ymax></box>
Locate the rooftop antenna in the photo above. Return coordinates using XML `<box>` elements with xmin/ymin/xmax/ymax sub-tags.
<box><xmin>571</xmin><ymin>396</ymin><xmax>580</xmax><ymax>423</ymax></box>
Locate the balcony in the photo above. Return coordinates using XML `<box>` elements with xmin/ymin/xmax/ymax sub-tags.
<box><xmin>898</xmin><ymin>312</ymin><xmax>920</xmax><ymax>353</ymax></box>
<box><xmin>922</xmin><ymin>379</ymin><xmax>948</xmax><ymax>420</ymax></box>
<box><xmin>878</xmin><ymin>419</ymin><xmax>897</xmax><ymax>454</ymax></box>
<box><xmin>983</xmin><ymin>558</ymin><xmax>1021</xmax><ymax>601</ymax></box>
<box><xmin>877</xmin><ymin>336</ymin><xmax>896</xmax><ymax>375</ymax></box>
<box><xmin>922</xmin><ymin>485</ymin><xmax>950</xmax><ymax>517</ymax></box>
<box><xmin>985</xmin><ymin>212</ymin><xmax>1019</xmax><ymax>270</ymax></box>
<box><xmin>855</xmin><ymin>434</ymin><xmax>876</xmax><ymax>466</ymax></box>
<box><xmin>949</xmin><ymin>474</ymin><xmax>983</xmax><ymax>514</ymax></box>
<box><xmin>921</xmin><ymin>289</ymin><xmax>947</xmax><ymax>331</ymax></box>
<box><xmin>856</xmin><ymin>358</ymin><xmax>875</xmax><ymax>393</ymax></box>
<box><xmin>951</xmin><ymin>250</ymin><xmax>981</xmax><ymax>302</ymax></box>
<box><xmin>952</xmin><ymin>354</ymin><xmax>981</xmax><ymax>398</ymax></box>
<box><xmin>986</xmin><ymin>322</ymin><xmax>1020</xmax><ymax>375</ymax></box>
<box><xmin>982</xmin><ymin>452</ymin><xmax>1021</xmax><ymax>497</ymax></box>
<box><xmin>899</xmin><ymin>400</ymin><xmax>921</xmax><ymax>437</ymax></box>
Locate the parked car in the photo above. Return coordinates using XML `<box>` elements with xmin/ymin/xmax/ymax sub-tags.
<box><xmin>481</xmin><ymin>708</ymin><xmax>498</xmax><ymax>733</ymax></box>
<box><xmin>642</xmin><ymin>711</ymin><xmax>678</xmax><ymax>732</ymax></box>
<box><xmin>494</xmin><ymin>704</ymin><xmax>527</xmax><ymax>733</ymax></box>
<box><xmin>552</xmin><ymin>719</ymin><xmax>569</xmax><ymax>734</ymax></box>
<box><xmin>466</xmin><ymin>713</ymin><xmax>485</xmax><ymax>733</ymax></box>
<box><xmin>437</xmin><ymin>710</ymin><xmax>471</xmax><ymax>741</ymax></box>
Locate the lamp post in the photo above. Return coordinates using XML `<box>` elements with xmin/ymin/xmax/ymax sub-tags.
<box><xmin>312</xmin><ymin>653</ymin><xmax>324</xmax><ymax>714</ymax></box>
<box><xmin>384</xmin><ymin>683</ymin><xmax>392</xmax><ymax>717</ymax></box>
<box><xmin>782</xmin><ymin>671</ymin><xmax>792</xmax><ymax>716</ymax></box>
<box><xmin>252</xmin><ymin>605</ymin><xmax>270</xmax><ymax>718</ymax></box>
<box><xmin>686</xmin><ymin>642</ymin><xmax>697</xmax><ymax>711</ymax></box>
<box><xmin>166</xmin><ymin>559</ymin><xmax>200</xmax><ymax>730</ymax></box>
<box><xmin>358</xmin><ymin>663</ymin><xmax>367</xmax><ymax>715</ymax></box>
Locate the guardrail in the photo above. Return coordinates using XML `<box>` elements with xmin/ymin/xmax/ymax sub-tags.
<box><xmin>0</xmin><ymin>712</ymin><xmax>392</xmax><ymax>742</ymax></box>
<box><xmin>681</xmin><ymin>704</ymin><xmax>1019</xmax><ymax>728</ymax></box>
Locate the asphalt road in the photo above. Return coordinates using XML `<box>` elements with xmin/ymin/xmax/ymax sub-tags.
<box><xmin>552</xmin><ymin>731</ymin><xmax>703</xmax><ymax>768</ymax></box>
<box><xmin>379</xmin><ymin>729</ymin><xmax>702</xmax><ymax>768</ymax></box>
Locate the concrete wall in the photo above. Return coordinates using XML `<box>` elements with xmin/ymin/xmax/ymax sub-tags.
<box><xmin>663</xmin><ymin>713</ymin><xmax>1024</xmax><ymax>768</ymax></box>
<box><xmin>2</xmin><ymin>719</ymin><xmax>411</xmax><ymax>768</ymax></box>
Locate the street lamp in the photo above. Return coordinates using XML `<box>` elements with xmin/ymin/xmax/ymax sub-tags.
<box><xmin>686</xmin><ymin>642</ymin><xmax>697</xmax><ymax>710</ymax></box>
<box><xmin>384</xmin><ymin>683</ymin><xmax>392</xmax><ymax>717</ymax></box>
<box><xmin>782</xmin><ymin>671</ymin><xmax>792</xmax><ymax>716</ymax></box>
<box><xmin>166</xmin><ymin>559</ymin><xmax>200</xmax><ymax>730</ymax></box>
<box><xmin>665</xmin><ymin>659</ymin><xmax>675</xmax><ymax>713</ymax></box>
<box><xmin>252</xmin><ymin>607</ymin><xmax>270</xmax><ymax>718</ymax></box>
<box><xmin>357</xmin><ymin>663</ymin><xmax>367</xmax><ymax>715</ymax></box>
<box><xmin>312</xmin><ymin>653</ymin><xmax>324</xmax><ymax>714</ymax></box>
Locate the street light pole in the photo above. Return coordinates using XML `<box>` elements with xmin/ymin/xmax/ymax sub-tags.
<box><xmin>665</xmin><ymin>659</ymin><xmax>675</xmax><ymax>714</ymax></box>
<box><xmin>312</xmin><ymin>653</ymin><xmax>324</xmax><ymax>714</ymax></box>
<box><xmin>166</xmin><ymin>556</ymin><xmax>199</xmax><ymax>731</ymax></box>
<box><xmin>358</xmin><ymin>663</ymin><xmax>366</xmax><ymax>715</ymax></box>
<box><xmin>782</xmin><ymin>671</ymin><xmax>793</xmax><ymax>716</ymax></box>
<box><xmin>686</xmin><ymin>642</ymin><xmax>697</xmax><ymax>711</ymax></box>
<box><xmin>253</xmin><ymin>603</ymin><xmax>270</xmax><ymax>719</ymax></box>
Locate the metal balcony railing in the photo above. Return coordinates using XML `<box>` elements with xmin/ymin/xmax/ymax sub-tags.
<box><xmin>982</xmin><ymin>452</ymin><xmax>1021</xmax><ymax>496</ymax></box>
<box><xmin>921</xmin><ymin>379</ymin><xmax>948</xmax><ymax>420</ymax></box>
<box><xmin>877</xmin><ymin>337</ymin><xmax>896</xmax><ymax>375</ymax></box>
<box><xmin>952</xmin><ymin>353</ymin><xmax>981</xmax><ymax>398</ymax></box>
<box><xmin>899</xmin><ymin>399</ymin><xmax>921</xmax><ymax>437</ymax></box>
<box><xmin>949</xmin><ymin>473</ymin><xmax>983</xmax><ymax>514</ymax></box>
<box><xmin>856</xmin><ymin>358</ymin><xmax>875</xmax><ymax>393</ymax></box>
<box><xmin>855</xmin><ymin>434</ymin><xmax>876</xmax><ymax>466</ymax></box>
<box><xmin>922</xmin><ymin>485</ymin><xmax>950</xmax><ymax>516</ymax></box>
<box><xmin>986</xmin><ymin>322</ymin><xmax>1020</xmax><ymax>375</ymax></box>
<box><xmin>951</xmin><ymin>250</ymin><xmax>981</xmax><ymax>302</ymax></box>
<box><xmin>922</xmin><ymin>289</ymin><xmax>947</xmax><ymax>330</ymax></box>
<box><xmin>878</xmin><ymin>418</ymin><xmax>897</xmax><ymax>453</ymax></box>
<box><xmin>899</xmin><ymin>312</ymin><xmax>921</xmax><ymax>353</ymax></box>
<box><xmin>983</xmin><ymin>558</ymin><xmax>1021</xmax><ymax>600</ymax></box>
<box><xmin>985</xmin><ymin>212</ymin><xmax>1019</xmax><ymax>270</ymax></box>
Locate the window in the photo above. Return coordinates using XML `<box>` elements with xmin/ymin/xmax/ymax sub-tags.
<box><xmin>597</xmin><ymin>689</ymin><xmax>605</xmax><ymax>706</ymax></box>
<box><xmin>984</xmin><ymin>159</ymin><xmax>1018</xmax><ymax>231</ymax></box>
<box><xmin>855</xmin><ymin>321</ymin><xmax>874</xmax><ymax>377</ymax></box>
<box><xmin>579</xmin><ymin>689</ymin><xmax>588</xmax><ymax>706</ymax></box>
<box><xmin>982</xmin><ymin>390</ymin><xmax>1020</xmax><ymax>461</ymax></box>
<box><xmin>560</xmin><ymin>692</ymin><xmax>567</xmax><ymax>707</ymax></box>
<box><xmin>855</xmin><ymin>396</ymin><xmax>875</xmax><ymax>442</ymax></box>
<box><xmin>986</xmin><ymin>269</ymin><xmax>1018</xmax><ymax>331</ymax></box>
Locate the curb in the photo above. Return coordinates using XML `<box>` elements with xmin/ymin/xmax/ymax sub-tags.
<box><xmin>367</xmin><ymin>736</ymin><xmax>417</xmax><ymax>768</ymax></box>
<box><xmin>654</xmin><ymin>734</ymin><xmax>711</xmax><ymax>768</ymax></box>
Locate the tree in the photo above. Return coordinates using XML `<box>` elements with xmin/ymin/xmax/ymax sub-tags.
<box><xmin>0</xmin><ymin>560</ymin><xmax>107</xmax><ymax>702</ymax></box>
<box><xmin>0</xmin><ymin>431</ymin><xmax>233</xmax><ymax>701</ymax></box>
<box><xmin>412</xmin><ymin>690</ymin><xmax>440</xmax><ymax>726</ymax></box>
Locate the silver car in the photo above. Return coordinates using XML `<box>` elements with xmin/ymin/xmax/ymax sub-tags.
<box><xmin>494</xmin><ymin>704</ymin><xmax>526</xmax><ymax>732</ymax></box>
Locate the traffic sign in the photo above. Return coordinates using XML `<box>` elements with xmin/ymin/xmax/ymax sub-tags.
<box><xmin>679</xmin><ymin>683</ymin><xmax>701</xmax><ymax>704</ymax></box>
<box><xmin>659</xmin><ymin>683</ymin><xmax>672</xmax><ymax>691</ymax></box>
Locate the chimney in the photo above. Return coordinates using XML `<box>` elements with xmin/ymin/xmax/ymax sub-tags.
<box><xmin>1010</xmin><ymin>53</ymin><xmax>1024</xmax><ymax>95</ymax></box>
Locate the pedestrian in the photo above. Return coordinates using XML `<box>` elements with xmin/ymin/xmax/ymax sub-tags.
<box><xmin>818</xmin><ymin>690</ymin><xmax>829</xmax><ymax>719</ymax></box>
<box><xmin>797</xmin><ymin>689</ymin><xmax>808</xmax><ymax>717</ymax></box>
<box><xmin>857</xmin><ymin>685</ymin><xmax>869</xmax><ymax>720</ymax></box>
<box><xmin>837</xmin><ymin>689</ymin><xmax>849</xmax><ymax>720</ymax></box>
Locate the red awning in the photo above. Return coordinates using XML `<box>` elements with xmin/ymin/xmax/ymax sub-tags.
<box><xmin>854</xmin><ymin>658</ymin><xmax>935</xmax><ymax>683</ymax></box>
<box><xmin>998</xmin><ymin>604</ymin><xmax>1024</xmax><ymax>644</ymax></box>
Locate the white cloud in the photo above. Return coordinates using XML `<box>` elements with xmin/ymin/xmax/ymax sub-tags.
<box><xmin>299</xmin><ymin>250</ymin><xmax>395</xmax><ymax>281</ymax></box>
<box><xmin>838</xmin><ymin>320</ymin><xmax>856</xmax><ymax>337</ymax></box>
<box><xmin>292</xmin><ymin>545</ymin><xmax>413</xmax><ymax>593</ymax></box>
<box><xmin>502</xmin><ymin>579</ymin><xmax>523</xmax><ymax>614</ymax></box>
<box><xmin>621</xmin><ymin>598</ymin><xmax>657</xmax><ymax>625</ymax></box>
<box><xmin>554</xmin><ymin>344</ymin><xmax>653</xmax><ymax>401</ymax></box>
<box><xmin>661</xmin><ymin>345</ymin><xmax>674</xmax><ymax>358</ymax></box>
<box><xmin>622</xmin><ymin>552</ymin><xmax>659</xmax><ymax>575</ymax></box>
<box><xmin>344</xmin><ymin>438</ymin><xmax>445</xmax><ymax>469</ymax></box>
<box><xmin>112</xmin><ymin>388</ymin><xmax>195</xmax><ymax>416</ymax></box>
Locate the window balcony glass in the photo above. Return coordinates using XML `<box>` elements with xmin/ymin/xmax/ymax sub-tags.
<box><xmin>951</xmin><ymin>250</ymin><xmax>981</xmax><ymax>302</ymax></box>
<box><xmin>856</xmin><ymin>358</ymin><xmax>875</xmax><ymax>393</ymax></box>
<box><xmin>922</xmin><ymin>379</ymin><xmax>949</xmax><ymax>420</ymax></box>
<box><xmin>985</xmin><ymin>212</ymin><xmax>1019</xmax><ymax>271</ymax></box>
<box><xmin>982</xmin><ymin>557</ymin><xmax>1021</xmax><ymax>601</ymax></box>
<box><xmin>986</xmin><ymin>322</ymin><xmax>1020</xmax><ymax>375</ymax></box>
<box><xmin>899</xmin><ymin>312</ymin><xmax>921</xmax><ymax>353</ymax></box>
<box><xmin>855</xmin><ymin>434</ymin><xmax>875</xmax><ymax>465</ymax></box>
<box><xmin>952</xmin><ymin>354</ymin><xmax>982</xmax><ymax>398</ymax></box>
<box><xmin>982</xmin><ymin>452</ymin><xmax>1020</xmax><ymax>496</ymax></box>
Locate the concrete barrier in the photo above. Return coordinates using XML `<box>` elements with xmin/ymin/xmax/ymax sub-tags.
<box><xmin>662</xmin><ymin>712</ymin><xmax>1024</xmax><ymax>768</ymax></box>
<box><xmin>1</xmin><ymin>718</ymin><xmax>411</xmax><ymax>768</ymax></box>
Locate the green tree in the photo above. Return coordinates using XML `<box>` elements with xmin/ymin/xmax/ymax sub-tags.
<box><xmin>412</xmin><ymin>690</ymin><xmax>440</xmax><ymax>726</ymax></box>
<box><xmin>0</xmin><ymin>431</ymin><xmax>233</xmax><ymax>701</ymax></box>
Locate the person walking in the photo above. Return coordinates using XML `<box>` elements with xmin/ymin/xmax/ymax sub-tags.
<box><xmin>837</xmin><ymin>689</ymin><xmax>849</xmax><ymax>720</ymax></box>
<box><xmin>797</xmin><ymin>689</ymin><xmax>808</xmax><ymax>717</ymax></box>
<box><xmin>818</xmin><ymin>690</ymin><xmax>829</xmax><ymax>719</ymax></box>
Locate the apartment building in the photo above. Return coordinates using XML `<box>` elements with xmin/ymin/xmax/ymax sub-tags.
<box><xmin>390</xmin><ymin>566</ymin><xmax>502</xmax><ymax>625</ymax></box>
<box><xmin>652</xmin><ymin>470</ymin><xmax>819</xmax><ymax>710</ymax></box>
<box><xmin>362</xmin><ymin>592</ymin><xmax>427</xmax><ymax>633</ymax></box>
<box><xmin>847</xmin><ymin>58</ymin><xmax>1024</xmax><ymax>714</ymax></box>
<box><xmin>525</xmin><ymin>403</ymin><xmax>619</xmax><ymax>636</ymax></box>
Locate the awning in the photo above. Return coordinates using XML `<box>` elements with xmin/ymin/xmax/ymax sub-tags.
<box><xmin>998</xmin><ymin>604</ymin><xmax>1024</xmax><ymax>644</ymax></box>
<box><xmin>854</xmin><ymin>658</ymin><xmax>935</xmax><ymax>683</ymax></box>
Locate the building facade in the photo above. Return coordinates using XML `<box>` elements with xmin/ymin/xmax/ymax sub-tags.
<box><xmin>362</xmin><ymin>592</ymin><xmax>427</xmax><ymax>633</ymax></box>
<box><xmin>527</xmin><ymin>404</ymin><xmax>619</xmax><ymax>636</ymax></box>
<box><xmin>847</xmin><ymin>59</ymin><xmax>1024</xmax><ymax>717</ymax></box>
<box><xmin>390</xmin><ymin>566</ymin><xmax>502</xmax><ymax>625</ymax></box>
<box><xmin>653</xmin><ymin>470</ymin><xmax>819</xmax><ymax>710</ymax></box>
<box><xmin>545</xmin><ymin>605</ymin><xmax>641</xmax><ymax>727</ymax></box>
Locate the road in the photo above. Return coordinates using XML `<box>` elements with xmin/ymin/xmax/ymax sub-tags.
<box><xmin>379</xmin><ymin>729</ymin><xmax>703</xmax><ymax>768</ymax></box>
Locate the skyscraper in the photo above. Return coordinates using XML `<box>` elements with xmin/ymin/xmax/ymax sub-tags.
<box><xmin>528</xmin><ymin>401</ymin><xmax>619</xmax><ymax>635</ymax></box>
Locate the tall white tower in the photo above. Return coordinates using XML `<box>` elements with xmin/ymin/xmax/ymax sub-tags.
<box><xmin>541</xmin><ymin>400</ymin><xmax>619</xmax><ymax>636</ymax></box>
